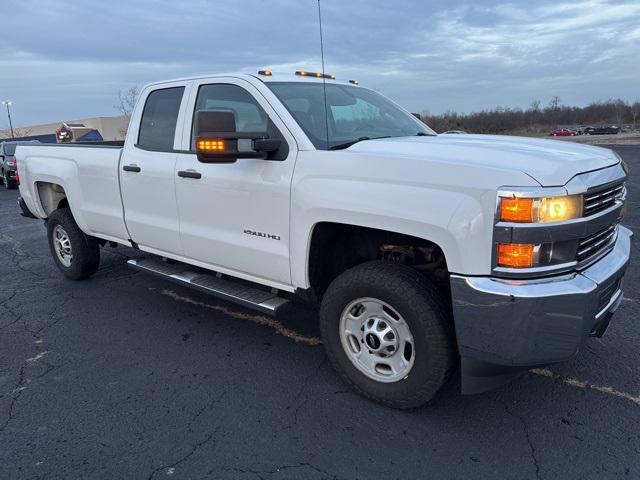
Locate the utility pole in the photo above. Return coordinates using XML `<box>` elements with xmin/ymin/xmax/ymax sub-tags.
<box><xmin>2</xmin><ymin>101</ymin><xmax>15</xmax><ymax>139</ymax></box>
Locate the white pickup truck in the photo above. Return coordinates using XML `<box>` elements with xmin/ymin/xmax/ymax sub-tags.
<box><xmin>16</xmin><ymin>71</ymin><xmax>632</xmax><ymax>408</ymax></box>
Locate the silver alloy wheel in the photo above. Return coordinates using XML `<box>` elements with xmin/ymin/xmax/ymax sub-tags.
<box><xmin>339</xmin><ymin>297</ymin><xmax>415</xmax><ymax>383</ymax></box>
<box><xmin>53</xmin><ymin>224</ymin><xmax>73</xmax><ymax>267</ymax></box>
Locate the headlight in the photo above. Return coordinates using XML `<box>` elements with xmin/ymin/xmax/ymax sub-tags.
<box><xmin>499</xmin><ymin>195</ymin><xmax>583</xmax><ymax>223</ymax></box>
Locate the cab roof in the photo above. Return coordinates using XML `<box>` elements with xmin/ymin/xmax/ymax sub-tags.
<box><xmin>144</xmin><ymin>72</ymin><xmax>359</xmax><ymax>89</ymax></box>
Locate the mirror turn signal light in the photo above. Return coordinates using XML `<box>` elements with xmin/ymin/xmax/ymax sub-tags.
<box><xmin>497</xmin><ymin>243</ymin><xmax>535</xmax><ymax>268</ymax></box>
<box><xmin>196</xmin><ymin>139</ymin><xmax>226</xmax><ymax>152</ymax></box>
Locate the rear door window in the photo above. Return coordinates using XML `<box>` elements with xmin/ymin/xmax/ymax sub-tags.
<box><xmin>137</xmin><ymin>87</ymin><xmax>185</xmax><ymax>152</ymax></box>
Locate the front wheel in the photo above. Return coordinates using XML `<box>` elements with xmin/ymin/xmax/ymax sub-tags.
<box><xmin>46</xmin><ymin>208</ymin><xmax>100</xmax><ymax>280</ymax></box>
<box><xmin>320</xmin><ymin>261</ymin><xmax>456</xmax><ymax>409</ymax></box>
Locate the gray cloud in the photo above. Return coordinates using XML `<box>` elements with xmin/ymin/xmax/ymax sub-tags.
<box><xmin>0</xmin><ymin>0</ymin><xmax>638</xmax><ymax>126</ymax></box>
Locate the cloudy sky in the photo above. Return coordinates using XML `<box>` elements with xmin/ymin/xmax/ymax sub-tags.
<box><xmin>1</xmin><ymin>0</ymin><xmax>639</xmax><ymax>127</ymax></box>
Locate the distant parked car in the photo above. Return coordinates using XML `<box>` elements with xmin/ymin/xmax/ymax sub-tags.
<box><xmin>442</xmin><ymin>130</ymin><xmax>468</xmax><ymax>134</ymax></box>
<box><xmin>0</xmin><ymin>140</ymin><xmax>40</xmax><ymax>189</ymax></box>
<box><xmin>549</xmin><ymin>128</ymin><xmax>578</xmax><ymax>137</ymax></box>
<box><xmin>584</xmin><ymin>126</ymin><xmax>620</xmax><ymax>135</ymax></box>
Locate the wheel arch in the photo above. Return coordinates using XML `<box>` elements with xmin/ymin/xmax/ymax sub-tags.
<box><xmin>303</xmin><ymin>221</ymin><xmax>452</xmax><ymax>300</ymax></box>
<box><xmin>35</xmin><ymin>181</ymin><xmax>69</xmax><ymax>217</ymax></box>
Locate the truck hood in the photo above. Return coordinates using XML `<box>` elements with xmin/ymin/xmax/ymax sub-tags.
<box><xmin>346</xmin><ymin>134</ymin><xmax>619</xmax><ymax>186</ymax></box>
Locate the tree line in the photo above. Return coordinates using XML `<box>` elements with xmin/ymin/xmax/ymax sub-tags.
<box><xmin>420</xmin><ymin>98</ymin><xmax>640</xmax><ymax>134</ymax></box>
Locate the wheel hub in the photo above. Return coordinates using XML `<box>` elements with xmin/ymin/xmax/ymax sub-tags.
<box><xmin>362</xmin><ymin>317</ymin><xmax>398</xmax><ymax>355</ymax></box>
<box><xmin>53</xmin><ymin>224</ymin><xmax>73</xmax><ymax>267</ymax></box>
<box><xmin>339</xmin><ymin>297</ymin><xmax>415</xmax><ymax>383</ymax></box>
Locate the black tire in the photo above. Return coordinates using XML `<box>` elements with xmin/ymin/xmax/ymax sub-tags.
<box><xmin>46</xmin><ymin>208</ymin><xmax>100</xmax><ymax>280</ymax></box>
<box><xmin>320</xmin><ymin>261</ymin><xmax>456</xmax><ymax>409</ymax></box>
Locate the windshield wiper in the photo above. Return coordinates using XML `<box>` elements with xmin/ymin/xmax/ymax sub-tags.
<box><xmin>329</xmin><ymin>136</ymin><xmax>391</xmax><ymax>150</ymax></box>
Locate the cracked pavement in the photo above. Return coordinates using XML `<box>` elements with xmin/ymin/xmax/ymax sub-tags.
<box><xmin>1</xmin><ymin>145</ymin><xmax>639</xmax><ymax>479</ymax></box>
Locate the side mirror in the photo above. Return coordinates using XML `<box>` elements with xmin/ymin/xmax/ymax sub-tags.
<box><xmin>194</xmin><ymin>110</ymin><xmax>279</xmax><ymax>163</ymax></box>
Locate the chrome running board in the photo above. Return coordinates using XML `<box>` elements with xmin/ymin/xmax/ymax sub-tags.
<box><xmin>127</xmin><ymin>258</ymin><xmax>289</xmax><ymax>315</ymax></box>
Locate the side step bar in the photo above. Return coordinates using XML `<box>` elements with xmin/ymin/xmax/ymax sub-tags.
<box><xmin>127</xmin><ymin>258</ymin><xmax>289</xmax><ymax>315</ymax></box>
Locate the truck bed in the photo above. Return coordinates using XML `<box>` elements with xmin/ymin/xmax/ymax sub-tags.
<box><xmin>16</xmin><ymin>143</ymin><xmax>129</xmax><ymax>244</ymax></box>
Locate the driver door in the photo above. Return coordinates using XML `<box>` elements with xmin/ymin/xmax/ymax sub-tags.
<box><xmin>174</xmin><ymin>78</ymin><xmax>297</xmax><ymax>288</ymax></box>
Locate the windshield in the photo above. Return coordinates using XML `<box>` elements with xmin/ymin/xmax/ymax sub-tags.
<box><xmin>267</xmin><ymin>82</ymin><xmax>435</xmax><ymax>150</ymax></box>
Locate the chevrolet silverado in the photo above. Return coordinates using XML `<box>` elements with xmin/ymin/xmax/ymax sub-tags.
<box><xmin>16</xmin><ymin>71</ymin><xmax>632</xmax><ymax>408</ymax></box>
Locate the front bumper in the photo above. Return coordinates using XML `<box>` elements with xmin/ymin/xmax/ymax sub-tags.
<box><xmin>451</xmin><ymin>226</ymin><xmax>633</xmax><ymax>394</ymax></box>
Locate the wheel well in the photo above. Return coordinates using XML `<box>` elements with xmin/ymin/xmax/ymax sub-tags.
<box><xmin>35</xmin><ymin>182</ymin><xmax>67</xmax><ymax>216</ymax></box>
<box><xmin>307</xmin><ymin>223</ymin><xmax>449</xmax><ymax>300</ymax></box>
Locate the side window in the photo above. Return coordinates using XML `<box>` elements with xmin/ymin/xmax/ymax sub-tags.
<box><xmin>191</xmin><ymin>84</ymin><xmax>269</xmax><ymax>152</ymax></box>
<box><xmin>137</xmin><ymin>86</ymin><xmax>185</xmax><ymax>151</ymax></box>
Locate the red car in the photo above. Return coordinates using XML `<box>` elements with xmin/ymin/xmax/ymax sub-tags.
<box><xmin>549</xmin><ymin>128</ymin><xmax>578</xmax><ymax>136</ymax></box>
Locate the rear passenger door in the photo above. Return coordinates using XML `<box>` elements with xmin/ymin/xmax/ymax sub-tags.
<box><xmin>120</xmin><ymin>82</ymin><xmax>191</xmax><ymax>255</ymax></box>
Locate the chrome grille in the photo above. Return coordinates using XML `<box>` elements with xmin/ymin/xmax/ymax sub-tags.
<box><xmin>577</xmin><ymin>224</ymin><xmax>618</xmax><ymax>263</ymax></box>
<box><xmin>583</xmin><ymin>181</ymin><xmax>624</xmax><ymax>216</ymax></box>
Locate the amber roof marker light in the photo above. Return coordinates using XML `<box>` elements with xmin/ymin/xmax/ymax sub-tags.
<box><xmin>349</xmin><ymin>80</ymin><xmax>359</xmax><ymax>85</ymax></box>
<box><xmin>257</xmin><ymin>70</ymin><xmax>273</xmax><ymax>76</ymax></box>
<box><xmin>295</xmin><ymin>71</ymin><xmax>335</xmax><ymax>80</ymax></box>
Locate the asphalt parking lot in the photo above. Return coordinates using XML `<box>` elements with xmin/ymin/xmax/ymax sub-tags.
<box><xmin>1</xmin><ymin>145</ymin><xmax>639</xmax><ymax>480</ymax></box>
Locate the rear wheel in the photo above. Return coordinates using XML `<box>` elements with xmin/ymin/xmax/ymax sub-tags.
<box><xmin>46</xmin><ymin>208</ymin><xmax>100</xmax><ymax>280</ymax></box>
<box><xmin>320</xmin><ymin>261</ymin><xmax>456</xmax><ymax>409</ymax></box>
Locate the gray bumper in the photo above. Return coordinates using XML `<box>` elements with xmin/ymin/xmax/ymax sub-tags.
<box><xmin>451</xmin><ymin>226</ymin><xmax>633</xmax><ymax>394</ymax></box>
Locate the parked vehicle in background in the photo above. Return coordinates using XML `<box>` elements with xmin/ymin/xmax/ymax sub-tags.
<box><xmin>549</xmin><ymin>128</ymin><xmax>578</xmax><ymax>137</ymax></box>
<box><xmin>442</xmin><ymin>130</ymin><xmax>468</xmax><ymax>134</ymax></box>
<box><xmin>15</xmin><ymin>71</ymin><xmax>632</xmax><ymax>408</ymax></box>
<box><xmin>584</xmin><ymin>126</ymin><xmax>620</xmax><ymax>135</ymax></box>
<box><xmin>0</xmin><ymin>140</ymin><xmax>40</xmax><ymax>189</ymax></box>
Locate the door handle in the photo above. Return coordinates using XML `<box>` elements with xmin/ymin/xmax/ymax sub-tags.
<box><xmin>177</xmin><ymin>170</ymin><xmax>202</xmax><ymax>179</ymax></box>
<box><xmin>123</xmin><ymin>164</ymin><xmax>141</xmax><ymax>173</ymax></box>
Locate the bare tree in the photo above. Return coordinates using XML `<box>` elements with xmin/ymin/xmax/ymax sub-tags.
<box><xmin>114</xmin><ymin>86</ymin><xmax>139</xmax><ymax>138</ymax></box>
<box><xmin>631</xmin><ymin>100</ymin><xmax>640</xmax><ymax>131</ymax></box>
<box><xmin>610</xmin><ymin>98</ymin><xmax>626</xmax><ymax>127</ymax></box>
<box><xmin>547</xmin><ymin>96</ymin><xmax>561</xmax><ymax>126</ymax></box>
<box><xmin>114</xmin><ymin>86</ymin><xmax>139</xmax><ymax>118</ymax></box>
<box><xmin>529</xmin><ymin>100</ymin><xmax>541</xmax><ymax>129</ymax></box>
<box><xmin>0</xmin><ymin>126</ymin><xmax>33</xmax><ymax>139</ymax></box>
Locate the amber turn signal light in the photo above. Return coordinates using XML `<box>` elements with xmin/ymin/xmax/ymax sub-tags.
<box><xmin>497</xmin><ymin>243</ymin><xmax>535</xmax><ymax>268</ymax></box>
<box><xmin>499</xmin><ymin>197</ymin><xmax>533</xmax><ymax>222</ymax></box>
<box><xmin>197</xmin><ymin>139</ymin><xmax>226</xmax><ymax>152</ymax></box>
